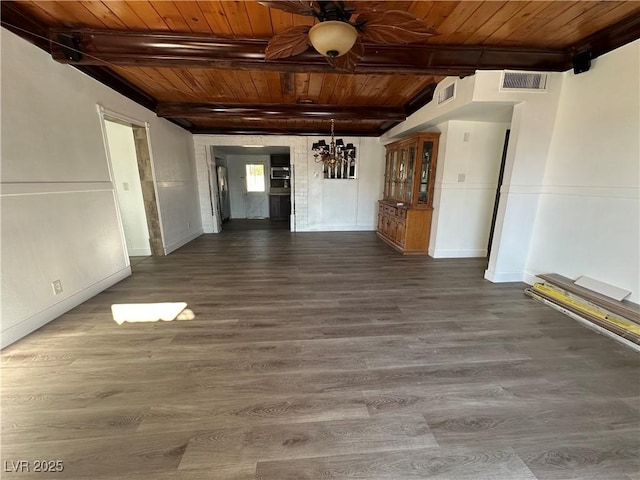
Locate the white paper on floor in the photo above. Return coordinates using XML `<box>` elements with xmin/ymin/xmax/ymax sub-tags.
<box><xmin>111</xmin><ymin>302</ymin><xmax>188</xmax><ymax>325</ymax></box>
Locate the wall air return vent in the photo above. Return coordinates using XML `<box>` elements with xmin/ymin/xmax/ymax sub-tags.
<box><xmin>437</xmin><ymin>83</ymin><xmax>456</xmax><ymax>105</ymax></box>
<box><xmin>501</xmin><ymin>72</ymin><xmax>548</xmax><ymax>91</ymax></box>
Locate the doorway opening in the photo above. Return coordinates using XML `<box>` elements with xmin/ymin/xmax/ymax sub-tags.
<box><xmin>209</xmin><ymin>146</ymin><xmax>293</xmax><ymax>232</ymax></box>
<box><xmin>99</xmin><ymin>108</ymin><xmax>164</xmax><ymax>260</ymax></box>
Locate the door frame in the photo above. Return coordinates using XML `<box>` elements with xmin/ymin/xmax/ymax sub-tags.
<box><xmin>487</xmin><ymin>129</ymin><xmax>510</xmax><ymax>258</ymax></box>
<box><xmin>97</xmin><ymin>105</ymin><xmax>165</xmax><ymax>256</ymax></box>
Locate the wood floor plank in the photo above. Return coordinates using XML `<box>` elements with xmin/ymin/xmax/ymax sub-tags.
<box><xmin>365</xmin><ymin>343</ymin><xmax>531</xmax><ymax>368</ymax></box>
<box><xmin>135</xmin><ymin>392</ymin><xmax>370</xmax><ymax>434</ymax></box>
<box><xmin>2</xmin><ymin>405</ymin><xmax>149</xmax><ymax>443</ymax></box>
<box><xmin>513</xmin><ymin>429</ymin><xmax>640</xmax><ymax>480</ymax></box>
<box><xmin>423</xmin><ymin>399</ymin><xmax>639</xmax><ymax>448</ymax></box>
<box><xmin>2</xmin><ymin>226</ymin><xmax>638</xmax><ymax>479</ymax></box>
<box><xmin>255</xmin><ymin>447</ymin><xmax>538</xmax><ymax>479</ymax></box>
<box><xmin>364</xmin><ymin>383</ymin><xmax>521</xmax><ymax>416</ymax></box>
<box><xmin>0</xmin><ymin>432</ymin><xmax>192</xmax><ymax>479</ymax></box>
<box><xmin>178</xmin><ymin>415</ymin><xmax>436</xmax><ymax>470</ymax></box>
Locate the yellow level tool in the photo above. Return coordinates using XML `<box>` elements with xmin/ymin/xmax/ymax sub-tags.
<box><xmin>532</xmin><ymin>283</ymin><xmax>640</xmax><ymax>336</ymax></box>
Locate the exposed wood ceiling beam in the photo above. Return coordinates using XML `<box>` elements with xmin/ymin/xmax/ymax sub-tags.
<box><xmin>571</xmin><ymin>12</ymin><xmax>640</xmax><ymax>59</ymax></box>
<box><xmin>190</xmin><ymin>126</ymin><xmax>386</xmax><ymax>137</ymax></box>
<box><xmin>48</xmin><ymin>28</ymin><xmax>572</xmax><ymax>75</ymax></box>
<box><xmin>157</xmin><ymin>103</ymin><xmax>407</xmax><ymax>122</ymax></box>
<box><xmin>5</xmin><ymin>3</ymin><xmax>638</xmax><ymax>137</ymax></box>
<box><xmin>404</xmin><ymin>83</ymin><xmax>438</xmax><ymax>117</ymax></box>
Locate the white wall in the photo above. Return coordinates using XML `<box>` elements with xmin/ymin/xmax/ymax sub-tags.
<box><xmin>381</xmin><ymin>40</ymin><xmax>640</xmax><ymax>302</ymax></box>
<box><xmin>104</xmin><ymin>121</ymin><xmax>151</xmax><ymax>256</ymax></box>
<box><xmin>526</xmin><ymin>40</ymin><xmax>640</xmax><ymax>302</ymax></box>
<box><xmin>383</xmin><ymin>76</ymin><xmax>477</xmax><ymax>141</ymax></box>
<box><xmin>306</xmin><ymin>137</ymin><xmax>385</xmax><ymax>231</ymax></box>
<box><xmin>467</xmin><ymin>71</ymin><xmax>565</xmax><ymax>282</ymax></box>
<box><xmin>193</xmin><ymin>135</ymin><xmax>385</xmax><ymax>232</ymax></box>
<box><xmin>385</xmin><ymin>67</ymin><xmax>564</xmax><ymax>278</ymax></box>
<box><xmin>356</xmin><ymin>138</ymin><xmax>386</xmax><ymax>228</ymax></box>
<box><xmin>150</xmin><ymin>118</ymin><xmax>201</xmax><ymax>254</ymax></box>
<box><xmin>429</xmin><ymin>120</ymin><xmax>510</xmax><ymax>258</ymax></box>
<box><xmin>0</xmin><ymin>28</ymin><xmax>201</xmax><ymax>347</ymax></box>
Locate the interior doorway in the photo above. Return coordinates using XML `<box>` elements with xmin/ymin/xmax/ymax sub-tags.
<box><xmin>99</xmin><ymin>108</ymin><xmax>164</xmax><ymax>258</ymax></box>
<box><xmin>210</xmin><ymin>146</ymin><xmax>293</xmax><ymax>232</ymax></box>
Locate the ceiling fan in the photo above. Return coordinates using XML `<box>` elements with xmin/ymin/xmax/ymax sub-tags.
<box><xmin>258</xmin><ymin>1</ymin><xmax>439</xmax><ymax>71</ymax></box>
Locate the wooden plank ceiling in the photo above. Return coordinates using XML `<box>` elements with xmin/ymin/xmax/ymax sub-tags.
<box><xmin>3</xmin><ymin>1</ymin><xmax>640</xmax><ymax>135</ymax></box>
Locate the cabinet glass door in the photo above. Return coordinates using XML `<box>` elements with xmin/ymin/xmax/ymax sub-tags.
<box><xmin>405</xmin><ymin>145</ymin><xmax>415</xmax><ymax>203</ymax></box>
<box><xmin>390</xmin><ymin>150</ymin><xmax>399</xmax><ymax>199</ymax></box>
<box><xmin>398</xmin><ymin>148</ymin><xmax>406</xmax><ymax>201</ymax></box>
<box><xmin>418</xmin><ymin>141</ymin><xmax>433</xmax><ymax>204</ymax></box>
<box><xmin>383</xmin><ymin>151</ymin><xmax>391</xmax><ymax>198</ymax></box>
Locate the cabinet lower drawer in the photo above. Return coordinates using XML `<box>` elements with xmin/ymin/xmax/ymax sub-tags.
<box><xmin>376</xmin><ymin>205</ymin><xmax>432</xmax><ymax>255</ymax></box>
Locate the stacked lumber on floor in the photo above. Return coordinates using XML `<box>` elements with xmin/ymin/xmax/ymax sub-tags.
<box><xmin>525</xmin><ymin>273</ymin><xmax>640</xmax><ymax>351</ymax></box>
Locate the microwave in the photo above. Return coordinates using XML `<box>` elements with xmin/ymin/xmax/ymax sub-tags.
<box><xmin>270</xmin><ymin>166</ymin><xmax>290</xmax><ymax>179</ymax></box>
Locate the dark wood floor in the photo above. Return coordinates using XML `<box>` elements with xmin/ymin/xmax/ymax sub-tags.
<box><xmin>2</xmin><ymin>230</ymin><xmax>639</xmax><ymax>479</ymax></box>
<box><xmin>223</xmin><ymin>218</ymin><xmax>290</xmax><ymax>231</ymax></box>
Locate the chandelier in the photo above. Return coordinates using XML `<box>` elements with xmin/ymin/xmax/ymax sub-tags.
<box><xmin>312</xmin><ymin>119</ymin><xmax>357</xmax><ymax>179</ymax></box>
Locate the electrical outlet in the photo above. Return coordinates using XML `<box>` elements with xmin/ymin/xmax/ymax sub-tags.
<box><xmin>187</xmin><ymin>221</ymin><xmax>191</xmax><ymax>229</ymax></box>
<box><xmin>463</xmin><ymin>132</ymin><xmax>471</xmax><ymax>142</ymax></box>
<box><xmin>458</xmin><ymin>173</ymin><xmax>466</xmax><ymax>183</ymax></box>
<box><xmin>52</xmin><ymin>280</ymin><xmax>63</xmax><ymax>295</ymax></box>
<box><xmin>123</xmin><ymin>182</ymin><xmax>130</xmax><ymax>191</ymax></box>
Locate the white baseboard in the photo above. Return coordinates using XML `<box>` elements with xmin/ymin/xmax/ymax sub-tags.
<box><xmin>298</xmin><ymin>225</ymin><xmax>375</xmax><ymax>232</ymax></box>
<box><xmin>430</xmin><ymin>248</ymin><xmax>487</xmax><ymax>258</ymax></box>
<box><xmin>127</xmin><ymin>247</ymin><xmax>152</xmax><ymax>257</ymax></box>
<box><xmin>1</xmin><ymin>267</ymin><xmax>131</xmax><ymax>349</ymax></box>
<box><xmin>164</xmin><ymin>230</ymin><xmax>203</xmax><ymax>255</ymax></box>
<box><xmin>484</xmin><ymin>269</ymin><xmax>525</xmax><ymax>283</ymax></box>
<box><xmin>523</xmin><ymin>271</ymin><xmax>542</xmax><ymax>286</ymax></box>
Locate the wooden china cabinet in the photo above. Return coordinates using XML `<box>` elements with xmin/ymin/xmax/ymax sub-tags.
<box><xmin>377</xmin><ymin>132</ymin><xmax>440</xmax><ymax>254</ymax></box>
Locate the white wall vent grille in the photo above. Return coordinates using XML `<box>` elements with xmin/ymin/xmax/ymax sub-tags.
<box><xmin>437</xmin><ymin>83</ymin><xmax>456</xmax><ymax>104</ymax></box>
<box><xmin>502</xmin><ymin>72</ymin><xmax>548</xmax><ymax>90</ymax></box>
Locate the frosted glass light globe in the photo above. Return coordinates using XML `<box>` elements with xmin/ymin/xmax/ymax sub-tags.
<box><xmin>308</xmin><ymin>21</ymin><xmax>358</xmax><ymax>58</ymax></box>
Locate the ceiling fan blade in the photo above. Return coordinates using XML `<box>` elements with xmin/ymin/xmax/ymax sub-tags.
<box><xmin>357</xmin><ymin>10</ymin><xmax>439</xmax><ymax>44</ymax></box>
<box><xmin>326</xmin><ymin>39</ymin><xmax>364</xmax><ymax>72</ymax></box>
<box><xmin>265</xmin><ymin>26</ymin><xmax>311</xmax><ymax>60</ymax></box>
<box><xmin>257</xmin><ymin>1</ymin><xmax>318</xmax><ymax>17</ymax></box>
<box><xmin>341</xmin><ymin>1</ymin><xmax>387</xmax><ymax>13</ymax></box>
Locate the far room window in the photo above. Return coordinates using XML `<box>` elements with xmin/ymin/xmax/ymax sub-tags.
<box><xmin>245</xmin><ymin>164</ymin><xmax>265</xmax><ymax>192</ymax></box>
